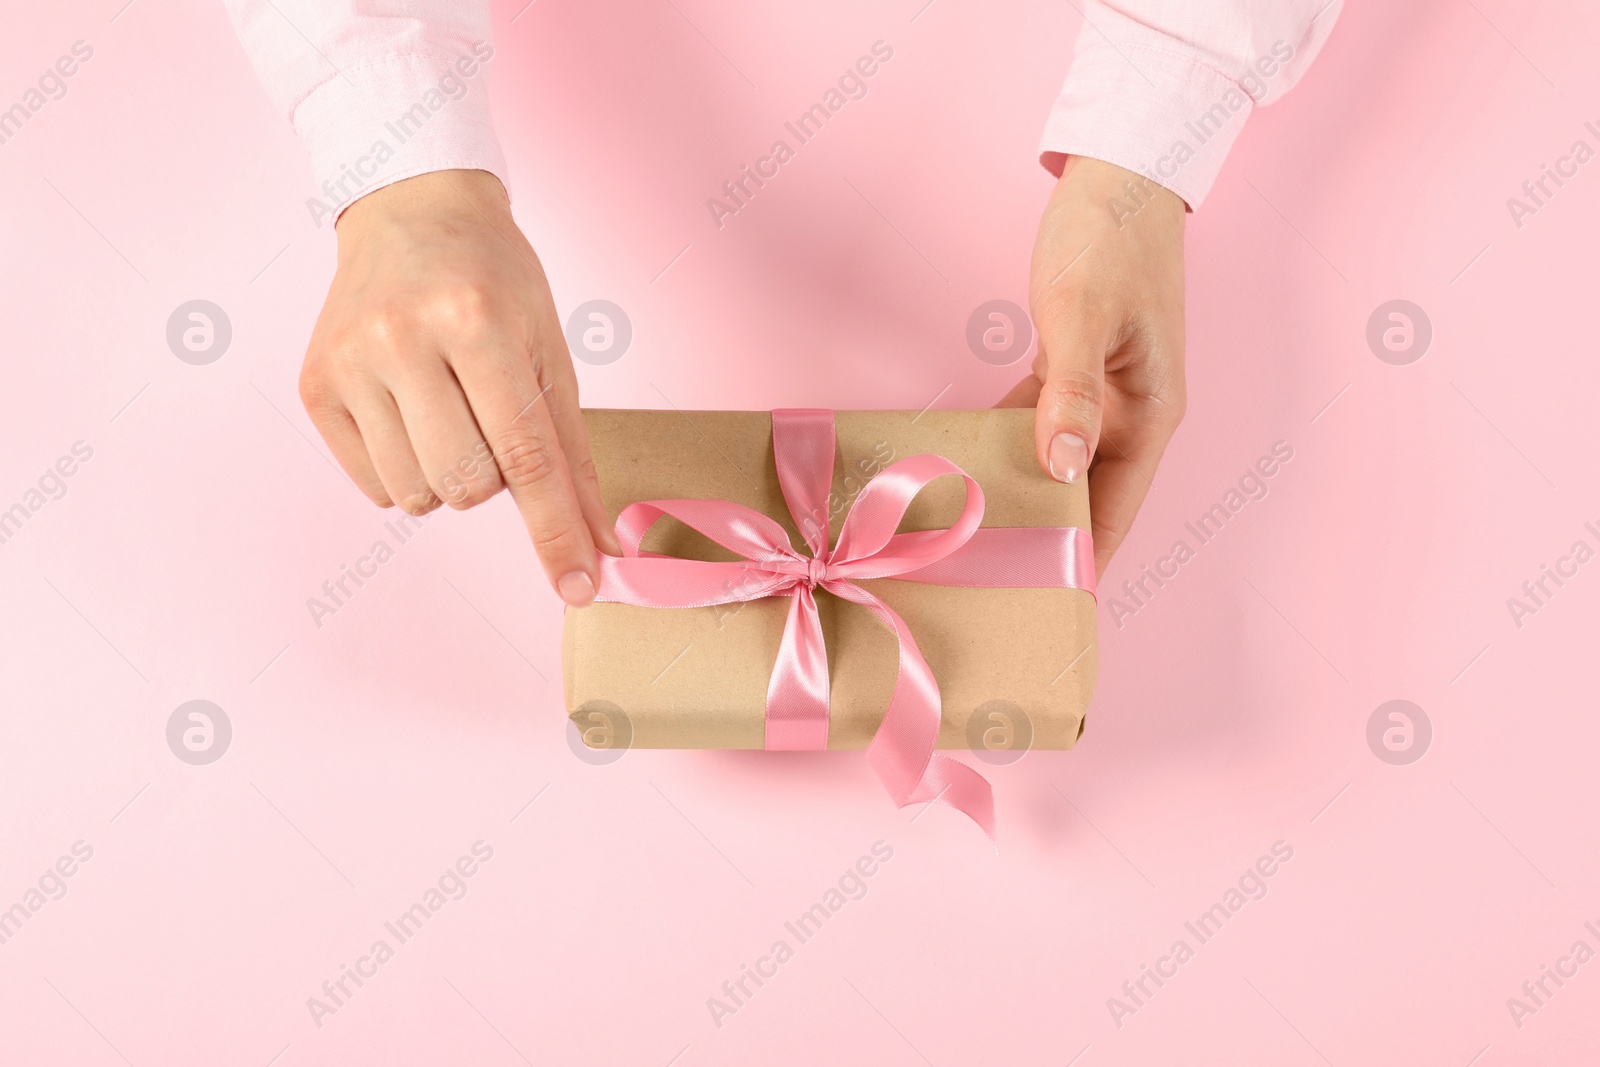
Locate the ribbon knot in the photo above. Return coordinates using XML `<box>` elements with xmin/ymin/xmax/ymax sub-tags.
<box><xmin>594</xmin><ymin>409</ymin><xmax>1095</xmax><ymax>839</ymax></box>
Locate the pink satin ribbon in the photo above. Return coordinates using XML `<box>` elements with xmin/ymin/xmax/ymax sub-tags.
<box><xmin>594</xmin><ymin>409</ymin><xmax>1096</xmax><ymax>836</ymax></box>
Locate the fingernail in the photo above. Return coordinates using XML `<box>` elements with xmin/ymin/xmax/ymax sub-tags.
<box><xmin>558</xmin><ymin>571</ymin><xmax>596</xmax><ymax>607</ymax></box>
<box><xmin>1048</xmin><ymin>432</ymin><xmax>1090</xmax><ymax>483</ymax></box>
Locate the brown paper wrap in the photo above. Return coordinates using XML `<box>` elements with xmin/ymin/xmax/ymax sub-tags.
<box><xmin>561</xmin><ymin>409</ymin><xmax>1097</xmax><ymax>751</ymax></box>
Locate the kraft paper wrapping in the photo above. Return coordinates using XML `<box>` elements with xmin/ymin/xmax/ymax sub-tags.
<box><xmin>561</xmin><ymin>408</ymin><xmax>1098</xmax><ymax>751</ymax></box>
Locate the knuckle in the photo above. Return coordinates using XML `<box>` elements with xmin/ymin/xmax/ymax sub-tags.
<box><xmin>529</xmin><ymin>521</ymin><xmax>583</xmax><ymax>559</ymax></box>
<box><xmin>398</xmin><ymin>491</ymin><xmax>441</xmax><ymax>517</ymax></box>
<box><xmin>441</xmin><ymin>474</ymin><xmax>501</xmax><ymax>509</ymax></box>
<box><xmin>297</xmin><ymin>355</ymin><xmax>343</xmax><ymax>415</ymax></box>
<box><xmin>362</xmin><ymin>302</ymin><xmax>415</xmax><ymax>350</ymax></box>
<box><xmin>427</xmin><ymin>282</ymin><xmax>499</xmax><ymax>333</ymax></box>
<box><xmin>492</xmin><ymin>434</ymin><xmax>561</xmax><ymax>487</ymax></box>
<box><xmin>438</xmin><ymin>442</ymin><xmax>505</xmax><ymax>507</ymax></box>
<box><xmin>445</xmin><ymin>489</ymin><xmax>488</xmax><ymax>511</ymax></box>
<box><xmin>298</xmin><ymin>369</ymin><xmax>334</xmax><ymax>415</ymax></box>
<box><xmin>1139</xmin><ymin>363</ymin><xmax>1188</xmax><ymax>432</ymax></box>
<box><xmin>1042</xmin><ymin>372</ymin><xmax>1104</xmax><ymax>420</ymax></box>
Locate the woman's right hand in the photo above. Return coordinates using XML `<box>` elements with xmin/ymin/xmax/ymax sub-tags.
<box><xmin>300</xmin><ymin>168</ymin><xmax>618</xmax><ymax>607</ymax></box>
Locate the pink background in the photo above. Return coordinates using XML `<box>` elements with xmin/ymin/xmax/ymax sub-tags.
<box><xmin>3</xmin><ymin>1</ymin><xmax>1598</xmax><ymax>1063</ymax></box>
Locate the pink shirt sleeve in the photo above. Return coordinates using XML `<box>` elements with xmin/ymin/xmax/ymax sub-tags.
<box><xmin>1039</xmin><ymin>0</ymin><xmax>1343</xmax><ymax>209</ymax></box>
<box><xmin>222</xmin><ymin>0</ymin><xmax>508</xmax><ymax>225</ymax></box>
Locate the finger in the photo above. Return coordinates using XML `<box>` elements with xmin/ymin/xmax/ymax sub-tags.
<box><xmin>300</xmin><ymin>375</ymin><xmax>392</xmax><ymax>507</ymax></box>
<box><xmin>538</xmin><ymin>346</ymin><xmax>621</xmax><ymax>556</ymax></box>
<box><xmin>1030</xmin><ymin>296</ymin><xmax>1117</xmax><ymax>485</ymax></box>
<box><xmin>345</xmin><ymin>389</ymin><xmax>440</xmax><ymax>516</ymax></box>
<box><xmin>454</xmin><ymin>346</ymin><xmax>599</xmax><ymax>605</ymax></box>
<box><xmin>386</xmin><ymin>362</ymin><xmax>506</xmax><ymax>510</ymax></box>
<box><xmin>1084</xmin><ymin>408</ymin><xmax>1176</xmax><ymax>576</ymax></box>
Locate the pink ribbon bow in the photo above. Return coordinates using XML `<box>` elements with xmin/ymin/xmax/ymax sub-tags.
<box><xmin>595</xmin><ymin>409</ymin><xmax>1095</xmax><ymax>836</ymax></box>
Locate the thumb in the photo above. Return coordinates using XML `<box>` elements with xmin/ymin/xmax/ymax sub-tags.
<box><xmin>1032</xmin><ymin>306</ymin><xmax>1113</xmax><ymax>484</ymax></box>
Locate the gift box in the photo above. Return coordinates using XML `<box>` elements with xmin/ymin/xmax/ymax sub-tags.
<box><xmin>562</xmin><ymin>408</ymin><xmax>1098</xmax><ymax>786</ymax></box>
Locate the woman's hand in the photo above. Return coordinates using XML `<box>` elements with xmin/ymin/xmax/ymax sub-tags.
<box><xmin>1000</xmin><ymin>156</ymin><xmax>1188</xmax><ymax>576</ymax></box>
<box><xmin>301</xmin><ymin>169</ymin><xmax>617</xmax><ymax>606</ymax></box>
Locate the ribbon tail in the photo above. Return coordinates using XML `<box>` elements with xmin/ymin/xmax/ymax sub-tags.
<box><xmin>764</xmin><ymin>586</ymin><xmax>831</xmax><ymax>750</ymax></box>
<box><xmin>827</xmin><ymin>581</ymin><xmax>995</xmax><ymax>838</ymax></box>
<box><xmin>907</xmin><ymin>756</ymin><xmax>996</xmax><ymax>839</ymax></box>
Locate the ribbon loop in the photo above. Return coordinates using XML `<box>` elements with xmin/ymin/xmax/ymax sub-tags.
<box><xmin>830</xmin><ymin>454</ymin><xmax>985</xmax><ymax>580</ymax></box>
<box><xmin>615</xmin><ymin>499</ymin><xmax>797</xmax><ymax>564</ymax></box>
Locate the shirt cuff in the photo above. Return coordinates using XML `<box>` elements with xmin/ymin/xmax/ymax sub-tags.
<box><xmin>291</xmin><ymin>50</ymin><xmax>509</xmax><ymax>226</ymax></box>
<box><xmin>1038</xmin><ymin>39</ymin><xmax>1255</xmax><ymax>210</ymax></box>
